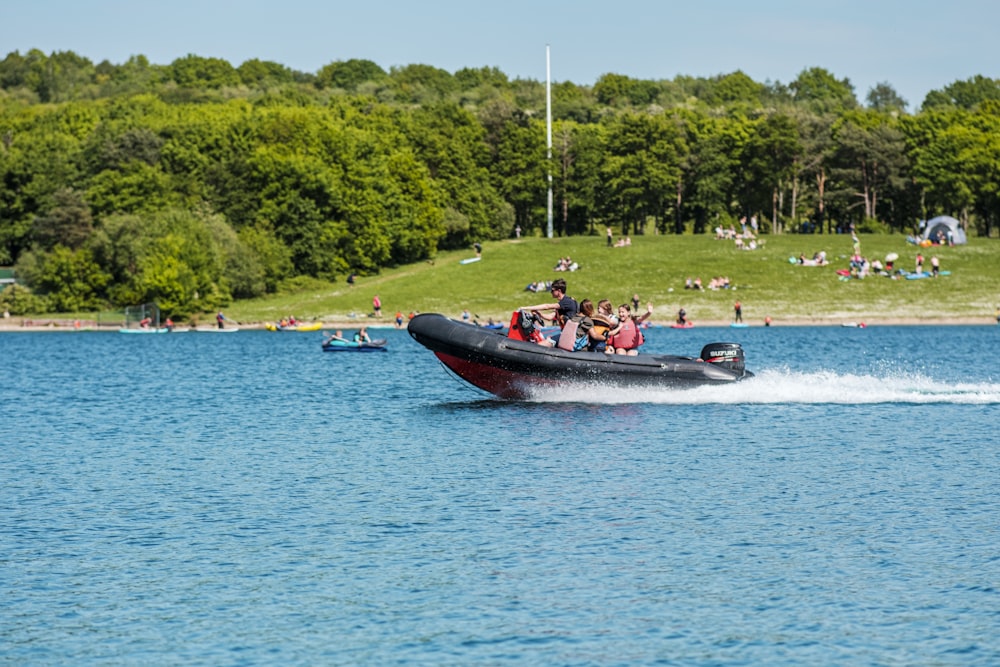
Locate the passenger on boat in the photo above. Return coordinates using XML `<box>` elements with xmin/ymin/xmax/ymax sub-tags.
<box><xmin>590</xmin><ymin>299</ymin><xmax>619</xmax><ymax>353</ymax></box>
<box><xmin>353</xmin><ymin>326</ymin><xmax>372</xmax><ymax>343</ymax></box>
<box><xmin>608</xmin><ymin>303</ymin><xmax>652</xmax><ymax>355</ymax></box>
<box><xmin>567</xmin><ymin>299</ymin><xmax>606</xmax><ymax>351</ymax></box>
<box><xmin>676</xmin><ymin>308</ymin><xmax>687</xmax><ymax>325</ymax></box>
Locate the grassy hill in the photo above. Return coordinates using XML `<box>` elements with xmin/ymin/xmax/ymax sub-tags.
<box><xmin>227</xmin><ymin>233</ymin><xmax>1000</xmax><ymax>326</ymax></box>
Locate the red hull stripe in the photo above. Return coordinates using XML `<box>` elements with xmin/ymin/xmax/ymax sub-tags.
<box><xmin>434</xmin><ymin>351</ymin><xmax>551</xmax><ymax>399</ymax></box>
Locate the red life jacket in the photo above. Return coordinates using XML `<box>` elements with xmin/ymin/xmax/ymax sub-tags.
<box><xmin>610</xmin><ymin>318</ymin><xmax>643</xmax><ymax>349</ymax></box>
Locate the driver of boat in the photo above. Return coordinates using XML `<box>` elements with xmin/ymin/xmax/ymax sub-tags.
<box><xmin>521</xmin><ymin>278</ymin><xmax>578</xmax><ymax>330</ymax></box>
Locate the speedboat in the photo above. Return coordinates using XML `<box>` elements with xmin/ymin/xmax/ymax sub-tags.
<box><xmin>407</xmin><ymin>312</ymin><xmax>752</xmax><ymax>399</ymax></box>
<box><xmin>322</xmin><ymin>337</ymin><xmax>388</xmax><ymax>352</ymax></box>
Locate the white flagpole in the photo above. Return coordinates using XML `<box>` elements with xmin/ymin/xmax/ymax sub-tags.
<box><xmin>546</xmin><ymin>44</ymin><xmax>553</xmax><ymax>239</ymax></box>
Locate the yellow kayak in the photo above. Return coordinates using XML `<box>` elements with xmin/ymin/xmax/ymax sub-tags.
<box><xmin>265</xmin><ymin>321</ymin><xmax>323</xmax><ymax>332</ymax></box>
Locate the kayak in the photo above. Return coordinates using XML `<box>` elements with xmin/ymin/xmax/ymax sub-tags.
<box><xmin>322</xmin><ymin>337</ymin><xmax>388</xmax><ymax>352</ymax></box>
<box><xmin>119</xmin><ymin>327</ymin><xmax>172</xmax><ymax>334</ymax></box>
<box><xmin>265</xmin><ymin>321</ymin><xmax>323</xmax><ymax>332</ymax></box>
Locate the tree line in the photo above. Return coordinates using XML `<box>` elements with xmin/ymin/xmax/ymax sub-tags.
<box><xmin>1</xmin><ymin>49</ymin><xmax>999</xmax><ymax>316</ymax></box>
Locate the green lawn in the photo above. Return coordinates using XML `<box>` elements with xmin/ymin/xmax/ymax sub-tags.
<box><xmin>226</xmin><ymin>233</ymin><xmax>1000</xmax><ymax>325</ymax></box>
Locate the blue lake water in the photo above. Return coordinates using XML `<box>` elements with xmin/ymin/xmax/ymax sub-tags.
<box><xmin>2</xmin><ymin>324</ymin><xmax>999</xmax><ymax>665</ymax></box>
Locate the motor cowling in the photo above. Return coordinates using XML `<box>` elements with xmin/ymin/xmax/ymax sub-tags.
<box><xmin>700</xmin><ymin>342</ymin><xmax>746</xmax><ymax>374</ymax></box>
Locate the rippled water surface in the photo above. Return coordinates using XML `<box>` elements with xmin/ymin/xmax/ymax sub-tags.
<box><xmin>3</xmin><ymin>325</ymin><xmax>999</xmax><ymax>665</ymax></box>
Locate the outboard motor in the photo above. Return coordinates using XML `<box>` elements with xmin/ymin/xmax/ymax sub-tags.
<box><xmin>700</xmin><ymin>342</ymin><xmax>746</xmax><ymax>375</ymax></box>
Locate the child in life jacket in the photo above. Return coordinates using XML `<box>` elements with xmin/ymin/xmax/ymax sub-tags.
<box><xmin>589</xmin><ymin>299</ymin><xmax>619</xmax><ymax>352</ymax></box>
<box><xmin>607</xmin><ymin>302</ymin><xmax>653</xmax><ymax>355</ymax></box>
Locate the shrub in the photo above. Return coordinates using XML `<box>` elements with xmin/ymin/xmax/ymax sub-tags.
<box><xmin>0</xmin><ymin>284</ymin><xmax>47</xmax><ymax>315</ymax></box>
<box><xmin>856</xmin><ymin>218</ymin><xmax>890</xmax><ymax>234</ymax></box>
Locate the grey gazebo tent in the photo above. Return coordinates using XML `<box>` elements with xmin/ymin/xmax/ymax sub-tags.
<box><xmin>921</xmin><ymin>215</ymin><xmax>967</xmax><ymax>245</ymax></box>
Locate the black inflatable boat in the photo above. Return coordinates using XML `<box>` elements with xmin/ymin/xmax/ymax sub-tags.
<box><xmin>407</xmin><ymin>312</ymin><xmax>753</xmax><ymax>399</ymax></box>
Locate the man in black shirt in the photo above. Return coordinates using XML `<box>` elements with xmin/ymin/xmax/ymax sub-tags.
<box><xmin>522</xmin><ymin>278</ymin><xmax>578</xmax><ymax>328</ymax></box>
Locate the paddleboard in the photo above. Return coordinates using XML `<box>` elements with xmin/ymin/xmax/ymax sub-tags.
<box><xmin>194</xmin><ymin>326</ymin><xmax>240</xmax><ymax>332</ymax></box>
<box><xmin>459</xmin><ymin>257</ymin><xmax>481</xmax><ymax>265</ymax></box>
<box><xmin>670</xmin><ymin>322</ymin><xmax>694</xmax><ymax>329</ymax></box>
<box><xmin>730</xmin><ymin>323</ymin><xmax>749</xmax><ymax>328</ymax></box>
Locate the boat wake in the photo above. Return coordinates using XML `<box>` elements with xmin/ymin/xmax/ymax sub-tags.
<box><xmin>523</xmin><ymin>368</ymin><xmax>1000</xmax><ymax>405</ymax></box>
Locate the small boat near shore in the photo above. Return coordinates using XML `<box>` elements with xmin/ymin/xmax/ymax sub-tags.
<box><xmin>322</xmin><ymin>337</ymin><xmax>388</xmax><ymax>352</ymax></box>
<box><xmin>407</xmin><ymin>312</ymin><xmax>752</xmax><ymax>399</ymax></box>
<box><xmin>193</xmin><ymin>326</ymin><xmax>240</xmax><ymax>333</ymax></box>
<box><xmin>265</xmin><ymin>321</ymin><xmax>323</xmax><ymax>332</ymax></box>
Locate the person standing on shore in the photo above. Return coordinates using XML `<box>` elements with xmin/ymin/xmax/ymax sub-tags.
<box><xmin>373</xmin><ymin>294</ymin><xmax>382</xmax><ymax>318</ymax></box>
<box><xmin>916</xmin><ymin>253</ymin><xmax>924</xmax><ymax>275</ymax></box>
<box><xmin>734</xmin><ymin>300</ymin><xmax>743</xmax><ymax>323</ymax></box>
<box><xmin>930</xmin><ymin>255</ymin><xmax>940</xmax><ymax>277</ymax></box>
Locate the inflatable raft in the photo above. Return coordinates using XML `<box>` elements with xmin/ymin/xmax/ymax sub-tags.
<box><xmin>407</xmin><ymin>312</ymin><xmax>752</xmax><ymax>399</ymax></box>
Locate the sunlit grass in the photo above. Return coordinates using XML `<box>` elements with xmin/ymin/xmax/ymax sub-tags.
<box><xmin>226</xmin><ymin>233</ymin><xmax>999</xmax><ymax>325</ymax></box>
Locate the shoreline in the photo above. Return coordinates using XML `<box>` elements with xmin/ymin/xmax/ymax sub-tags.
<box><xmin>1</xmin><ymin>315</ymin><xmax>996</xmax><ymax>332</ymax></box>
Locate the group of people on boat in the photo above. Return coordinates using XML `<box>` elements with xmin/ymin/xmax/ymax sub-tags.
<box><xmin>520</xmin><ymin>278</ymin><xmax>652</xmax><ymax>355</ymax></box>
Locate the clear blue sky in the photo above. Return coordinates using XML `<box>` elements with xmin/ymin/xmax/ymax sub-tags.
<box><xmin>2</xmin><ymin>0</ymin><xmax>996</xmax><ymax>110</ymax></box>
